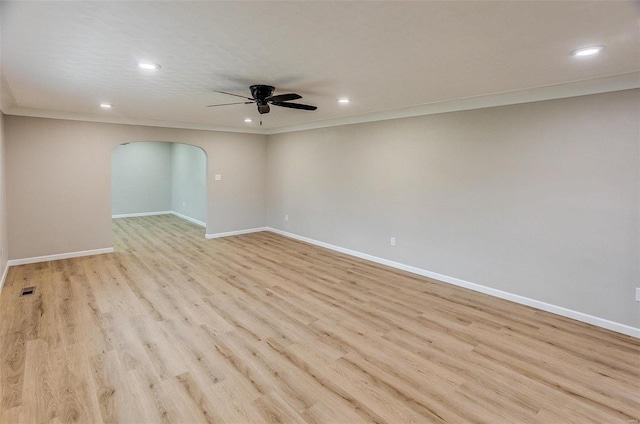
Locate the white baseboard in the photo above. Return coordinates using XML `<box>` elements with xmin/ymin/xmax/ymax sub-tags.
<box><xmin>112</xmin><ymin>211</ymin><xmax>206</xmax><ymax>228</ymax></box>
<box><xmin>206</xmin><ymin>227</ymin><xmax>268</xmax><ymax>239</ymax></box>
<box><xmin>171</xmin><ymin>211</ymin><xmax>206</xmax><ymax>228</ymax></box>
<box><xmin>112</xmin><ymin>211</ymin><xmax>172</xmax><ymax>219</ymax></box>
<box><xmin>5</xmin><ymin>222</ymin><xmax>635</xmax><ymax>338</ymax></box>
<box><xmin>267</xmin><ymin>227</ymin><xmax>640</xmax><ymax>339</ymax></box>
<box><xmin>6</xmin><ymin>247</ymin><xmax>114</xmax><ymax>267</ymax></box>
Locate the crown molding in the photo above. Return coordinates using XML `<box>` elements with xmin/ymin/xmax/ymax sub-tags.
<box><xmin>3</xmin><ymin>72</ymin><xmax>638</xmax><ymax>136</ymax></box>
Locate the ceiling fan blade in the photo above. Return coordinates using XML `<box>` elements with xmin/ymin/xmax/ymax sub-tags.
<box><xmin>267</xmin><ymin>93</ymin><xmax>302</xmax><ymax>103</ymax></box>
<box><xmin>257</xmin><ymin>104</ymin><xmax>270</xmax><ymax>114</ymax></box>
<box><xmin>275</xmin><ymin>102</ymin><xmax>317</xmax><ymax>111</ymax></box>
<box><xmin>214</xmin><ymin>90</ymin><xmax>254</xmax><ymax>100</ymax></box>
<box><xmin>206</xmin><ymin>101</ymin><xmax>254</xmax><ymax>107</ymax></box>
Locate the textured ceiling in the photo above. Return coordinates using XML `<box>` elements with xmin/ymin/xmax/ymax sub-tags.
<box><xmin>1</xmin><ymin>1</ymin><xmax>639</xmax><ymax>134</ymax></box>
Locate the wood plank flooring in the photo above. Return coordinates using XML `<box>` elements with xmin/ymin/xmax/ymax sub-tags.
<box><xmin>0</xmin><ymin>214</ymin><xmax>638</xmax><ymax>423</ymax></box>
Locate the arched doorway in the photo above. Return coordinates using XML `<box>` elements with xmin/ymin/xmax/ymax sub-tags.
<box><xmin>111</xmin><ymin>141</ymin><xmax>207</xmax><ymax>233</ymax></box>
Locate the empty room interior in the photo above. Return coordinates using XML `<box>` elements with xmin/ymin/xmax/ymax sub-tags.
<box><xmin>0</xmin><ymin>1</ymin><xmax>639</xmax><ymax>423</ymax></box>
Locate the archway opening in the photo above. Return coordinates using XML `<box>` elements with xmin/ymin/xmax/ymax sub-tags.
<box><xmin>111</xmin><ymin>141</ymin><xmax>207</xmax><ymax>240</ymax></box>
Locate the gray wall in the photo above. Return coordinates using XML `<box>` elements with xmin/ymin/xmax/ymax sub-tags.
<box><xmin>111</xmin><ymin>141</ymin><xmax>173</xmax><ymax>215</ymax></box>
<box><xmin>0</xmin><ymin>112</ymin><xmax>7</xmax><ymax>275</ymax></box>
<box><xmin>0</xmin><ymin>10</ymin><xmax>7</xmax><ymax>277</ymax></box>
<box><xmin>266</xmin><ymin>89</ymin><xmax>640</xmax><ymax>328</ymax></box>
<box><xmin>6</xmin><ymin>116</ymin><xmax>266</xmax><ymax>259</ymax></box>
<box><xmin>171</xmin><ymin>143</ymin><xmax>207</xmax><ymax>223</ymax></box>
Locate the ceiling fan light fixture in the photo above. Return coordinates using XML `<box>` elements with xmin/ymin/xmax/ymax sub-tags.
<box><xmin>138</xmin><ymin>62</ymin><xmax>161</xmax><ymax>70</ymax></box>
<box><xmin>571</xmin><ymin>45</ymin><xmax>604</xmax><ymax>57</ymax></box>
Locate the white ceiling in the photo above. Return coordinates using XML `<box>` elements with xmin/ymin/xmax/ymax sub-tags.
<box><xmin>1</xmin><ymin>1</ymin><xmax>639</xmax><ymax>134</ymax></box>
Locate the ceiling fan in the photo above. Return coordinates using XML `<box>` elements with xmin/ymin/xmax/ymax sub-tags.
<box><xmin>207</xmin><ymin>85</ymin><xmax>317</xmax><ymax>115</ymax></box>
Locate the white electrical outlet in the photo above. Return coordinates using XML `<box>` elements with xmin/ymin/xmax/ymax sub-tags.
<box><xmin>636</xmin><ymin>288</ymin><xmax>640</xmax><ymax>302</ymax></box>
<box><xmin>214</xmin><ymin>174</ymin><xmax>222</xmax><ymax>181</ymax></box>
<box><xmin>285</xmin><ymin>214</ymin><xmax>289</xmax><ymax>221</ymax></box>
<box><xmin>390</xmin><ymin>237</ymin><xmax>396</xmax><ymax>246</ymax></box>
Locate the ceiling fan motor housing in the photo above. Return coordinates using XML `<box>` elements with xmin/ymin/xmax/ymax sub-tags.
<box><xmin>250</xmin><ymin>85</ymin><xmax>275</xmax><ymax>101</ymax></box>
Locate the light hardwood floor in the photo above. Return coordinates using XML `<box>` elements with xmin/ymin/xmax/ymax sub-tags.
<box><xmin>0</xmin><ymin>215</ymin><xmax>638</xmax><ymax>423</ymax></box>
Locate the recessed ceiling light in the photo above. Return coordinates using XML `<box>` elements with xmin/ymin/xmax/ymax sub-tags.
<box><xmin>100</xmin><ymin>103</ymin><xmax>112</xmax><ymax>109</ymax></box>
<box><xmin>571</xmin><ymin>45</ymin><xmax>604</xmax><ymax>57</ymax></box>
<box><xmin>338</xmin><ymin>98</ymin><xmax>350</xmax><ymax>104</ymax></box>
<box><xmin>138</xmin><ymin>62</ymin><xmax>161</xmax><ymax>70</ymax></box>
<box><xmin>244</xmin><ymin>118</ymin><xmax>252</xmax><ymax>123</ymax></box>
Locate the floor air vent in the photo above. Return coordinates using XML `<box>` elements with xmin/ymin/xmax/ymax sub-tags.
<box><xmin>20</xmin><ymin>286</ymin><xmax>36</xmax><ymax>297</ymax></box>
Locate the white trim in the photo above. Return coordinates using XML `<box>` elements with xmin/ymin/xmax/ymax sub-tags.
<box><xmin>6</xmin><ymin>247</ymin><xmax>114</xmax><ymax>267</ymax></box>
<box><xmin>112</xmin><ymin>211</ymin><xmax>172</xmax><ymax>219</ymax></box>
<box><xmin>267</xmin><ymin>72</ymin><xmax>640</xmax><ymax>134</ymax></box>
<box><xmin>5</xmin><ymin>72</ymin><xmax>639</xmax><ymax>136</ymax></box>
<box><xmin>266</xmin><ymin>227</ymin><xmax>640</xmax><ymax>338</ymax></box>
<box><xmin>206</xmin><ymin>227</ymin><xmax>268</xmax><ymax>239</ymax></box>
<box><xmin>170</xmin><ymin>211</ymin><xmax>206</xmax><ymax>228</ymax></box>
<box><xmin>0</xmin><ymin>263</ymin><xmax>9</xmax><ymax>292</ymax></box>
